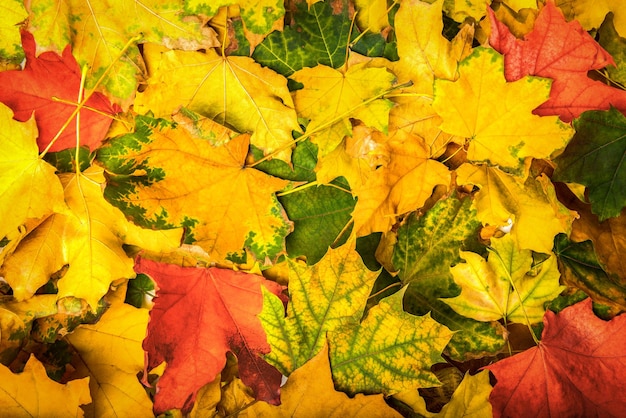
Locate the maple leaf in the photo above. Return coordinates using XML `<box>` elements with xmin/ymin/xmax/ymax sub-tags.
<box><xmin>27</xmin><ymin>0</ymin><xmax>218</xmax><ymax>102</ymax></box>
<box><xmin>66</xmin><ymin>293</ymin><xmax>153</xmax><ymax>417</ymax></box>
<box><xmin>599</xmin><ymin>13</ymin><xmax>626</xmax><ymax>84</ymax></box>
<box><xmin>260</xmin><ymin>244</ymin><xmax>379</xmax><ymax>375</ymax></box>
<box><xmin>249</xmin><ymin>342</ymin><xmax>402</xmax><ymax>417</ymax></box>
<box><xmin>97</xmin><ymin>115</ymin><xmax>290</xmax><ymax>263</ymax></box>
<box><xmin>432</xmin><ymin>47</ymin><xmax>573</xmax><ymax>171</ymax></box>
<box><xmin>456</xmin><ymin>163</ymin><xmax>572</xmax><ymax>253</ymax></box>
<box><xmin>291</xmin><ymin>63</ymin><xmax>395</xmax><ymax>157</ymax></box>
<box><xmin>1</xmin><ymin>166</ymin><xmax>183</xmax><ymax>308</ymax></box>
<box><xmin>0</xmin><ymin>31</ymin><xmax>120</xmax><ymax>153</ymax></box>
<box><xmin>554</xmin><ymin>107</ymin><xmax>626</xmax><ymax>221</ymax></box>
<box><xmin>328</xmin><ymin>288</ymin><xmax>454</xmax><ymax>395</ymax></box>
<box><xmin>135</xmin><ymin>43</ymin><xmax>300</xmax><ymax>160</ymax></box>
<box><xmin>0</xmin><ymin>354</ymin><xmax>91</xmax><ymax>417</ymax></box>
<box><xmin>135</xmin><ymin>257</ymin><xmax>285</xmax><ymax>414</ymax></box>
<box><xmin>0</xmin><ymin>103</ymin><xmax>65</xmax><ymax>242</ymax></box>
<box><xmin>252</xmin><ymin>0</ymin><xmax>352</xmax><ymax>75</ymax></box>
<box><xmin>486</xmin><ymin>299</ymin><xmax>626</xmax><ymax>417</ymax></box>
<box><xmin>442</xmin><ymin>234</ymin><xmax>564</xmax><ymax>324</ymax></box>
<box><xmin>489</xmin><ymin>1</ymin><xmax>626</xmax><ymax>122</ymax></box>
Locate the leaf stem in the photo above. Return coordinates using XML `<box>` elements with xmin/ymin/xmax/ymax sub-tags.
<box><xmin>276</xmin><ymin>181</ymin><xmax>319</xmax><ymax>197</ymax></box>
<box><xmin>75</xmin><ymin>65</ymin><xmax>88</xmax><ymax>173</ymax></box>
<box><xmin>487</xmin><ymin>246</ymin><xmax>540</xmax><ymax>346</ymax></box>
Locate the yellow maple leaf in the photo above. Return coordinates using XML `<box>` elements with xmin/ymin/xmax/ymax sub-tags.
<box><xmin>354</xmin><ymin>0</ymin><xmax>389</xmax><ymax>33</ymax></box>
<box><xmin>98</xmin><ymin>116</ymin><xmax>290</xmax><ymax>263</ymax></box>
<box><xmin>249</xmin><ymin>343</ymin><xmax>402</xmax><ymax>417</ymax></box>
<box><xmin>0</xmin><ymin>104</ymin><xmax>65</xmax><ymax>241</ymax></box>
<box><xmin>1</xmin><ymin>166</ymin><xmax>183</xmax><ymax>309</ymax></box>
<box><xmin>432</xmin><ymin>47</ymin><xmax>573</xmax><ymax>171</ymax></box>
<box><xmin>456</xmin><ymin>163</ymin><xmax>572</xmax><ymax>253</ymax></box>
<box><xmin>135</xmin><ymin>43</ymin><xmax>300</xmax><ymax>161</ymax></box>
<box><xmin>349</xmin><ymin>132</ymin><xmax>450</xmax><ymax>236</ymax></box>
<box><xmin>291</xmin><ymin>63</ymin><xmax>396</xmax><ymax>157</ymax></box>
<box><xmin>66</xmin><ymin>290</ymin><xmax>152</xmax><ymax>417</ymax></box>
<box><xmin>0</xmin><ymin>354</ymin><xmax>91</xmax><ymax>417</ymax></box>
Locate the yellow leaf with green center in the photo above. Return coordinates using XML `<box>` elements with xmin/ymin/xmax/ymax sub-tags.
<box><xmin>250</xmin><ymin>343</ymin><xmax>402</xmax><ymax>417</ymax></box>
<box><xmin>1</xmin><ymin>166</ymin><xmax>183</xmax><ymax>309</ymax></box>
<box><xmin>135</xmin><ymin>44</ymin><xmax>300</xmax><ymax>161</ymax></box>
<box><xmin>66</xmin><ymin>294</ymin><xmax>152</xmax><ymax>417</ymax></box>
<box><xmin>0</xmin><ymin>355</ymin><xmax>91</xmax><ymax>417</ymax></box>
<box><xmin>28</xmin><ymin>0</ymin><xmax>218</xmax><ymax>102</ymax></box>
<box><xmin>443</xmin><ymin>0</ymin><xmax>491</xmax><ymax>22</ymax></box>
<box><xmin>441</xmin><ymin>234</ymin><xmax>564</xmax><ymax>323</ymax></box>
<box><xmin>291</xmin><ymin>63</ymin><xmax>395</xmax><ymax>157</ymax></box>
<box><xmin>432</xmin><ymin>47</ymin><xmax>573</xmax><ymax>172</ymax></box>
<box><xmin>456</xmin><ymin>163</ymin><xmax>572</xmax><ymax>253</ymax></box>
<box><xmin>97</xmin><ymin>115</ymin><xmax>290</xmax><ymax>264</ymax></box>
<box><xmin>328</xmin><ymin>288</ymin><xmax>454</xmax><ymax>395</ymax></box>
<box><xmin>0</xmin><ymin>104</ymin><xmax>65</xmax><ymax>241</ymax></box>
<box><xmin>260</xmin><ymin>244</ymin><xmax>379</xmax><ymax>375</ymax></box>
<box><xmin>0</xmin><ymin>0</ymin><xmax>27</xmax><ymax>66</ymax></box>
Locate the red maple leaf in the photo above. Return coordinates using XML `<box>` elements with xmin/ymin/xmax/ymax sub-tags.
<box><xmin>485</xmin><ymin>299</ymin><xmax>626</xmax><ymax>417</ymax></box>
<box><xmin>135</xmin><ymin>257</ymin><xmax>285</xmax><ymax>414</ymax></box>
<box><xmin>0</xmin><ymin>31</ymin><xmax>120</xmax><ymax>152</ymax></box>
<box><xmin>488</xmin><ymin>1</ymin><xmax>626</xmax><ymax>122</ymax></box>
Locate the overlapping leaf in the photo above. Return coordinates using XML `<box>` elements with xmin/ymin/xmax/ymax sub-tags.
<box><xmin>0</xmin><ymin>31</ymin><xmax>120</xmax><ymax>153</ymax></box>
<box><xmin>328</xmin><ymin>288</ymin><xmax>454</xmax><ymax>395</ymax></box>
<box><xmin>136</xmin><ymin>257</ymin><xmax>285</xmax><ymax>414</ymax></box>
<box><xmin>554</xmin><ymin>107</ymin><xmax>626</xmax><ymax>221</ymax></box>
<box><xmin>489</xmin><ymin>1</ymin><xmax>626</xmax><ymax>122</ymax></box>
<box><xmin>0</xmin><ymin>0</ymin><xmax>27</xmax><ymax>66</ymax></box>
<box><xmin>433</xmin><ymin>47</ymin><xmax>573</xmax><ymax>171</ymax></box>
<box><xmin>456</xmin><ymin>164</ymin><xmax>572</xmax><ymax>253</ymax></box>
<box><xmin>27</xmin><ymin>0</ymin><xmax>218</xmax><ymax>102</ymax></box>
<box><xmin>442</xmin><ymin>234</ymin><xmax>564</xmax><ymax>324</ymax></box>
<box><xmin>135</xmin><ymin>44</ymin><xmax>300</xmax><ymax>160</ymax></box>
<box><xmin>0</xmin><ymin>355</ymin><xmax>91</xmax><ymax>417</ymax></box>
<box><xmin>2</xmin><ymin>166</ymin><xmax>182</xmax><ymax>308</ymax></box>
<box><xmin>0</xmin><ymin>104</ymin><xmax>65</xmax><ymax>241</ymax></box>
<box><xmin>66</xmin><ymin>293</ymin><xmax>153</xmax><ymax>417</ymax></box>
<box><xmin>97</xmin><ymin>115</ymin><xmax>289</xmax><ymax>263</ymax></box>
<box><xmin>260</xmin><ymin>244</ymin><xmax>378</xmax><ymax>375</ymax></box>
<box><xmin>486</xmin><ymin>299</ymin><xmax>626</xmax><ymax>417</ymax></box>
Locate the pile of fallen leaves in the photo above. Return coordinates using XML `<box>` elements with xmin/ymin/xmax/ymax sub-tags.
<box><xmin>1</xmin><ymin>0</ymin><xmax>625</xmax><ymax>416</ymax></box>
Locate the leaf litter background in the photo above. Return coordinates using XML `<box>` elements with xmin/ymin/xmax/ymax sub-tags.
<box><xmin>1</xmin><ymin>0</ymin><xmax>626</xmax><ymax>416</ymax></box>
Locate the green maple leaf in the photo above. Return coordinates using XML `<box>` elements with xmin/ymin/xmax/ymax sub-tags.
<box><xmin>554</xmin><ymin>107</ymin><xmax>626</xmax><ymax>221</ymax></box>
<box><xmin>260</xmin><ymin>244</ymin><xmax>379</xmax><ymax>375</ymax></box>
<box><xmin>328</xmin><ymin>288</ymin><xmax>454</xmax><ymax>394</ymax></box>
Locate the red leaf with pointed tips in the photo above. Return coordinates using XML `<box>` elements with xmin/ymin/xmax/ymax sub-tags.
<box><xmin>486</xmin><ymin>299</ymin><xmax>626</xmax><ymax>417</ymax></box>
<box><xmin>0</xmin><ymin>31</ymin><xmax>120</xmax><ymax>152</ymax></box>
<box><xmin>135</xmin><ymin>257</ymin><xmax>285</xmax><ymax>414</ymax></box>
<box><xmin>489</xmin><ymin>2</ymin><xmax>626</xmax><ymax>122</ymax></box>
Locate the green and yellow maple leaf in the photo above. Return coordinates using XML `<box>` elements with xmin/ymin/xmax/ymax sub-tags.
<box><xmin>328</xmin><ymin>288</ymin><xmax>454</xmax><ymax>394</ymax></box>
<box><xmin>97</xmin><ymin>115</ymin><xmax>290</xmax><ymax>263</ymax></box>
<box><xmin>250</xmin><ymin>343</ymin><xmax>402</xmax><ymax>417</ymax></box>
<box><xmin>0</xmin><ymin>354</ymin><xmax>91</xmax><ymax>417</ymax></box>
<box><xmin>433</xmin><ymin>47</ymin><xmax>573</xmax><ymax>172</ymax></box>
<box><xmin>0</xmin><ymin>0</ymin><xmax>27</xmax><ymax>66</ymax></box>
<box><xmin>0</xmin><ymin>104</ymin><xmax>65</xmax><ymax>242</ymax></box>
<box><xmin>135</xmin><ymin>43</ymin><xmax>300</xmax><ymax>160</ymax></box>
<box><xmin>260</xmin><ymin>243</ymin><xmax>379</xmax><ymax>375</ymax></box>
<box><xmin>442</xmin><ymin>234</ymin><xmax>564</xmax><ymax>323</ymax></box>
